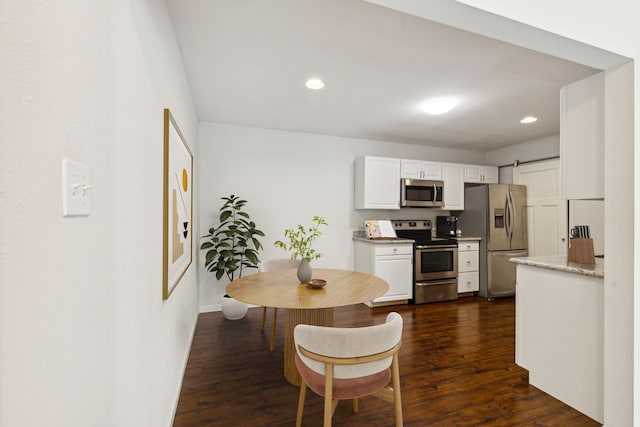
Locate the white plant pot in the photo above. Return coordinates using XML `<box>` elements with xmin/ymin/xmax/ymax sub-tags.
<box><xmin>221</xmin><ymin>296</ymin><xmax>248</xmax><ymax>320</ymax></box>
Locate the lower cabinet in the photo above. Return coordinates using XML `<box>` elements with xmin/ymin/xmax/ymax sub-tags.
<box><xmin>457</xmin><ymin>241</ymin><xmax>479</xmax><ymax>293</ymax></box>
<box><xmin>515</xmin><ymin>263</ymin><xmax>603</xmax><ymax>423</ymax></box>
<box><xmin>354</xmin><ymin>241</ymin><xmax>413</xmax><ymax>306</ymax></box>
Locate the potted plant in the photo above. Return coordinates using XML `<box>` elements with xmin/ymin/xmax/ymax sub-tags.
<box><xmin>274</xmin><ymin>216</ymin><xmax>328</xmax><ymax>283</ymax></box>
<box><xmin>200</xmin><ymin>194</ymin><xmax>264</xmax><ymax>320</ymax></box>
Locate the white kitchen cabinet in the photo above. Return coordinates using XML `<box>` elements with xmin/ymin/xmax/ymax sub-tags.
<box><xmin>515</xmin><ymin>262</ymin><xmax>604</xmax><ymax>423</ymax></box>
<box><xmin>354</xmin><ymin>241</ymin><xmax>413</xmax><ymax>306</ymax></box>
<box><xmin>442</xmin><ymin>162</ymin><xmax>464</xmax><ymax>210</ymax></box>
<box><xmin>400</xmin><ymin>159</ymin><xmax>442</xmax><ymax>180</ymax></box>
<box><xmin>457</xmin><ymin>240</ymin><xmax>479</xmax><ymax>293</ymax></box>
<box><xmin>560</xmin><ymin>72</ymin><xmax>604</xmax><ymax>199</ymax></box>
<box><xmin>464</xmin><ymin>164</ymin><xmax>499</xmax><ymax>183</ymax></box>
<box><xmin>354</xmin><ymin>156</ymin><xmax>401</xmax><ymax>210</ymax></box>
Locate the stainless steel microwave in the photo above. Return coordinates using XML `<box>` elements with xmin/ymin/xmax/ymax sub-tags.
<box><xmin>401</xmin><ymin>178</ymin><xmax>444</xmax><ymax>208</ymax></box>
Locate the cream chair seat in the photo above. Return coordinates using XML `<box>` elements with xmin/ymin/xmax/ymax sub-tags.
<box><xmin>293</xmin><ymin>312</ymin><xmax>403</xmax><ymax>427</ymax></box>
<box><xmin>258</xmin><ymin>258</ymin><xmax>300</xmax><ymax>351</ymax></box>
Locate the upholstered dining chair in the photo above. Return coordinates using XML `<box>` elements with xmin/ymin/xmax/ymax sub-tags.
<box><xmin>293</xmin><ymin>312</ymin><xmax>404</xmax><ymax>427</ymax></box>
<box><xmin>258</xmin><ymin>258</ymin><xmax>300</xmax><ymax>351</ymax></box>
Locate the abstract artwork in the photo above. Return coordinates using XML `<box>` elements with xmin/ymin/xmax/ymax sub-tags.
<box><xmin>163</xmin><ymin>108</ymin><xmax>193</xmax><ymax>299</ymax></box>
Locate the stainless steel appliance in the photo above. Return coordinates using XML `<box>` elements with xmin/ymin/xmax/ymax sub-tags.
<box><xmin>400</xmin><ymin>179</ymin><xmax>444</xmax><ymax>208</ymax></box>
<box><xmin>457</xmin><ymin>184</ymin><xmax>527</xmax><ymax>299</ymax></box>
<box><xmin>436</xmin><ymin>215</ymin><xmax>458</xmax><ymax>237</ymax></box>
<box><xmin>393</xmin><ymin>220</ymin><xmax>458</xmax><ymax>304</ymax></box>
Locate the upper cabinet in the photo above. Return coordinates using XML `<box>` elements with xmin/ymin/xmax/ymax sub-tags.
<box><xmin>354</xmin><ymin>156</ymin><xmax>401</xmax><ymax>210</ymax></box>
<box><xmin>400</xmin><ymin>159</ymin><xmax>442</xmax><ymax>180</ymax></box>
<box><xmin>442</xmin><ymin>163</ymin><xmax>465</xmax><ymax>210</ymax></box>
<box><xmin>355</xmin><ymin>156</ymin><xmax>499</xmax><ymax>210</ymax></box>
<box><xmin>560</xmin><ymin>72</ymin><xmax>604</xmax><ymax>200</ymax></box>
<box><xmin>464</xmin><ymin>164</ymin><xmax>498</xmax><ymax>183</ymax></box>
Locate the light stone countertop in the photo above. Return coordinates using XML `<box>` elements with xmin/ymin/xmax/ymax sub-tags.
<box><xmin>352</xmin><ymin>236</ymin><xmax>414</xmax><ymax>244</ymax></box>
<box><xmin>352</xmin><ymin>232</ymin><xmax>481</xmax><ymax>244</ymax></box>
<box><xmin>455</xmin><ymin>236</ymin><xmax>482</xmax><ymax>241</ymax></box>
<box><xmin>510</xmin><ymin>255</ymin><xmax>604</xmax><ymax>278</ymax></box>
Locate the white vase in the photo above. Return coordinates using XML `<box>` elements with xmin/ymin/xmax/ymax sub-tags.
<box><xmin>221</xmin><ymin>295</ymin><xmax>248</xmax><ymax>320</ymax></box>
<box><xmin>297</xmin><ymin>258</ymin><xmax>312</xmax><ymax>283</ymax></box>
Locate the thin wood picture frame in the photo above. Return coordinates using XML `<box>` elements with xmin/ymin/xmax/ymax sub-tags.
<box><xmin>163</xmin><ymin>108</ymin><xmax>193</xmax><ymax>300</ymax></box>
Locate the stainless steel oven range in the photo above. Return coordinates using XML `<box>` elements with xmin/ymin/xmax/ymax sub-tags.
<box><xmin>393</xmin><ymin>220</ymin><xmax>458</xmax><ymax>304</ymax></box>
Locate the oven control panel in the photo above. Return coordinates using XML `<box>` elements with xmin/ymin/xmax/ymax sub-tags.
<box><xmin>392</xmin><ymin>220</ymin><xmax>431</xmax><ymax>231</ymax></box>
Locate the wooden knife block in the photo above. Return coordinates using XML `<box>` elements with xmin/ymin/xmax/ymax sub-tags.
<box><xmin>568</xmin><ymin>238</ymin><xmax>595</xmax><ymax>264</ymax></box>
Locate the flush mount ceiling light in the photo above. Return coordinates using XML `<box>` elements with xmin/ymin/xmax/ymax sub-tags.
<box><xmin>305</xmin><ymin>78</ymin><xmax>325</xmax><ymax>90</ymax></box>
<box><xmin>520</xmin><ymin>116</ymin><xmax>538</xmax><ymax>124</ymax></box>
<box><xmin>422</xmin><ymin>97</ymin><xmax>458</xmax><ymax>115</ymax></box>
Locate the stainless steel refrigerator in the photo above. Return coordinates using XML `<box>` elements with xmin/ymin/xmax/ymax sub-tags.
<box><xmin>457</xmin><ymin>184</ymin><xmax>528</xmax><ymax>298</ymax></box>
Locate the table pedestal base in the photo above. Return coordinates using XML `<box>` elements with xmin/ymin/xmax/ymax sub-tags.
<box><xmin>284</xmin><ymin>307</ymin><xmax>333</xmax><ymax>386</ymax></box>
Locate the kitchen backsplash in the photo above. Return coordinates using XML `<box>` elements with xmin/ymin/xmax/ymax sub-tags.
<box><xmin>353</xmin><ymin>209</ymin><xmax>453</xmax><ymax>235</ymax></box>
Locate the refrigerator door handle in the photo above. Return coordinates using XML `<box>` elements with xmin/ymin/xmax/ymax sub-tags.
<box><xmin>509</xmin><ymin>191</ymin><xmax>517</xmax><ymax>246</ymax></box>
<box><xmin>504</xmin><ymin>192</ymin><xmax>512</xmax><ymax>244</ymax></box>
<box><xmin>506</xmin><ymin>191</ymin><xmax>514</xmax><ymax>245</ymax></box>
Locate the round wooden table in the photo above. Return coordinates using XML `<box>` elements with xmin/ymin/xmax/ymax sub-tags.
<box><xmin>226</xmin><ymin>268</ymin><xmax>389</xmax><ymax>385</ymax></box>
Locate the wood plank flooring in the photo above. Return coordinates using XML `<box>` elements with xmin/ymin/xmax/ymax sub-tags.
<box><xmin>174</xmin><ymin>297</ymin><xmax>600</xmax><ymax>426</ymax></box>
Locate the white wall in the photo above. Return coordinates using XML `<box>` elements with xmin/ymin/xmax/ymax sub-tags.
<box><xmin>197</xmin><ymin>122</ymin><xmax>485</xmax><ymax>310</ymax></box>
<box><xmin>485</xmin><ymin>134</ymin><xmax>560</xmax><ymax>184</ymax></box>
<box><xmin>0</xmin><ymin>1</ymin><xmax>198</xmax><ymax>426</ymax></box>
<box><xmin>486</xmin><ymin>134</ymin><xmax>560</xmax><ymax>167</ymax></box>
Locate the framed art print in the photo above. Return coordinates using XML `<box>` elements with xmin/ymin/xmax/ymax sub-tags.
<box><xmin>163</xmin><ymin>108</ymin><xmax>193</xmax><ymax>299</ymax></box>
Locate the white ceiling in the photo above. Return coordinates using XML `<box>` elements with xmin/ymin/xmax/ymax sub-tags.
<box><xmin>166</xmin><ymin>0</ymin><xmax>599</xmax><ymax>152</ymax></box>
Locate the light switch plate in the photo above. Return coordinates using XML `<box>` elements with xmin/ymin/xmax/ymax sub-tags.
<box><xmin>62</xmin><ymin>159</ymin><xmax>90</xmax><ymax>216</ymax></box>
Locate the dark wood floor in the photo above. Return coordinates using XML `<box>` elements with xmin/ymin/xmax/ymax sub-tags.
<box><xmin>174</xmin><ymin>297</ymin><xmax>600</xmax><ymax>426</ymax></box>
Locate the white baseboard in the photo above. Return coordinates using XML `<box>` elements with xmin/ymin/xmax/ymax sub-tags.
<box><xmin>199</xmin><ymin>304</ymin><xmax>221</xmax><ymax>313</ymax></box>
<box><xmin>169</xmin><ymin>310</ymin><xmax>199</xmax><ymax>426</ymax></box>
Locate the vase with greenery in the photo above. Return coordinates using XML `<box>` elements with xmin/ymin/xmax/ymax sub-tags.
<box><xmin>200</xmin><ymin>195</ymin><xmax>264</xmax><ymax>319</ymax></box>
<box><xmin>274</xmin><ymin>216</ymin><xmax>328</xmax><ymax>283</ymax></box>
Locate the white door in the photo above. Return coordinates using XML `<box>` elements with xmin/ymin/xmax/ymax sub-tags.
<box><xmin>513</xmin><ymin>159</ymin><xmax>567</xmax><ymax>256</ymax></box>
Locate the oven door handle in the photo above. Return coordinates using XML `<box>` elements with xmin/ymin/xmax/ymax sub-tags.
<box><xmin>416</xmin><ymin>278</ymin><xmax>458</xmax><ymax>286</ymax></box>
<box><xmin>416</xmin><ymin>244</ymin><xmax>458</xmax><ymax>250</ymax></box>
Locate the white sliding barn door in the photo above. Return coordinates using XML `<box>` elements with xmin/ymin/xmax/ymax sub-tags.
<box><xmin>513</xmin><ymin>159</ymin><xmax>567</xmax><ymax>257</ymax></box>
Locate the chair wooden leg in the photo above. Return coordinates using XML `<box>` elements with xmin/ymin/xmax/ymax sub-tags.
<box><xmin>331</xmin><ymin>399</ymin><xmax>339</xmax><ymax>416</ymax></box>
<box><xmin>269</xmin><ymin>308</ymin><xmax>277</xmax><ymax>352</ymax></box>
<box><xmin>324</xmin><ymin>365</ymin><xmax>334</xmax><ymax>427</ymax></box>
<box><xmin>391</xmin><ymin>354</ymin><xmax>403</xmax><ymax>427</ymax></box>
<box><xmin>296</xmin><ymin>380</ymin><xmax>307</xmax><ymax>427</ymax></box>
<box><xmin>352</xmin><ymin>398</ymin><xmax>358</xmax><ymax>413</ymax></box>
<box><xmin>261</xmin><ymin>306</ymin><xmax>267</xmax><ymax>330</ymax></box>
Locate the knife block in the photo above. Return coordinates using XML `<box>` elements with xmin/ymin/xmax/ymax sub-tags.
<box><xmin>568</xmin><ymin>238</ymin><xmax>595</xmax><ymax>264</ymax></box>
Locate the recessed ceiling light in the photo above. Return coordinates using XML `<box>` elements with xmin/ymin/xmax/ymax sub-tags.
<box><xmin>422</xmin><ymin>97</ymin><xmax>457</xmax><ymax>115</ymax></box>
<box><xmin>305</xmin><ymin>78</ymin><xmax>324</xmax><ymax>90</ymax></box>
<box><xmin>520</xmin><ymin>116</ymin><xmax>538</xmax><ymax>124</ymax></box>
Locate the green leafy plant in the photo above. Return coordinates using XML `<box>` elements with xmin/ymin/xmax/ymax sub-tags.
<box><xmin>200</xmin><ymin>195</ymin><xmax>265</xmax><ymax>282</ymax></box>
<box><xmin>274</xmin><ymin>216</ymin><xmax>328</xmax><ymax>261</ymax></box>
